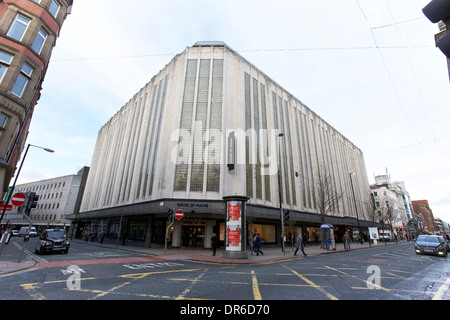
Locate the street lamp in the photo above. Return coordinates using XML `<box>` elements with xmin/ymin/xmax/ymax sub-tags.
<box><xmin>277</xmin><ymin>133</ymin><xmax>285</xmax><ymax>256</ymax></box>
<box><xmin>349</xmin><ymin>172</ymin><xmax>361</xmax><ymax>243</ymax></box>
<box><xmin>0</xmin><ymin>144</ymin><xmax>54</xmax><ymax>254</ymax></box>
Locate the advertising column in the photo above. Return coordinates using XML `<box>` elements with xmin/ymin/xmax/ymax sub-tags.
<box><xmin>223</xmin><ymin>195</ymin><xmax>249</xmax><ymax>259</ymax></box>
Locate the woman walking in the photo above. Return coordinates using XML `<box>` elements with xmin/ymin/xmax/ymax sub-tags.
<box><xmin>211</xmin><ymin>233</ymin><xmax>218</xmax><ymax>256</ymax></box>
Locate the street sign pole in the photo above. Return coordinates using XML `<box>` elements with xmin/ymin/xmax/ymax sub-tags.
<box><xmin>164</xmin><ymin>208</ymin><xmax>175</xmax><ymax>254</ymax></box>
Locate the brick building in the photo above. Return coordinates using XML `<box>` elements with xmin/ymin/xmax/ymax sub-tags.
<box><xmin>0</xmin><ymin>0</ymin><xmax>73</xmax><ymax>201</ymax></box>
<box><xmin>412</xmin><ymin>200</ymin><xmax>436</xmax><ymax>234</ymax></box>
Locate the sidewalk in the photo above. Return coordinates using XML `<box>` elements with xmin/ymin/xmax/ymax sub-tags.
<box><xmin>0</xmin><ymin>239</ymin><xmax>403</xmax><ymax>275</ymax></box>
<box><xmin>74</xmin><ymin>238</ymin><xmax>402</xmax><ymax>264</ymax></box>
<box><xmin>0</xmin><ymin>238</ymin><xmax>36</xmax><ymax>275</ymax></box>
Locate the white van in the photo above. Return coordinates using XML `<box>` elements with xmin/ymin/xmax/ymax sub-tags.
<box><xmin>19</xmin><ymin>226</ymin><xmax>37</xmax><ymax>237</ymax></box>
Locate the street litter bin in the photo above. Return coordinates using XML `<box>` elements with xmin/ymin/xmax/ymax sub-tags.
<box><xmin>321</xmin><ymin>223</ymin><xmax>336</xmax><ymax>251</ymax></box>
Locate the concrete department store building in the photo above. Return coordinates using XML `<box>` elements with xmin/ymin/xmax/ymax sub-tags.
<box><xmin>71</xmin><ymin>42</ymin><xmax>374</xmax><ymax>249</ymax></box>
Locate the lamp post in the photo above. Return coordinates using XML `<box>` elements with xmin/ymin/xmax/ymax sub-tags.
<box><xmin>277</xmin><ymin>133</ymin><xmax>285</xmax><ymax>256</ymax></box>
<box><xmin>0</xmin><ymin>144</ymin><xmax>54</xmax><ymax>256</ymax></box>
<box><xmin>349</xmin><ymin>172</ymin><xmax>361</xmax><ymax>243</ymax></box>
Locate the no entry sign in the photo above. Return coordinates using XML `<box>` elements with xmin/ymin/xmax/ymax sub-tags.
<box><xmin>175</xmin><ymin>209</ymin><xmax>184</xmax><ymax>220</ymax></box>
<box><xmin>11</xmin><ymin>193</ymin><xmax>26</xmax><ymax>207</ymax></box>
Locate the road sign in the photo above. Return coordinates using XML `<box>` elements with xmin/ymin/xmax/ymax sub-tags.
<box><xmin>0</xmin><ymin>204</ymin><xmax>12</xmax><ymax>211</ymax></box>
<box><xmin>175</xmin><ymin>209</ymin><xmax>184</xmax><ymax>220</ymax></box>
<box><xmin>11</xmin><ymin>193</ymin><xmax>26</xmax><ymax>206</ymax></box>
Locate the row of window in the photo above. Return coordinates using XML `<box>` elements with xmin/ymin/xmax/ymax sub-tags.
<box><xmin>7</xmin><ymin>14</ymin><xmax>48</xmax><ymax>55</ymax></box>
<box><xmin>32</xmin><ymin>0</ymin><xmax>62</xmax><ymax>19</ymax></box>
<box><xmin>30</xmin><ymin>213</ymin><xmax>64</xmax><ymax>221</ymax></box>
<box><xmin>19</xmin><ymin>181</ymin><xmax>67</xmax><ymax>193</ymax></box>
<box><xmin>0</xmin><ymin>49</ymin><xmax>32</xmax><ymax>98</ymax></box>
<box><xmin>35</xmin><ymin>202</ymin><xmax>61</xmax><ymax>211</ymax></box>
<box><xmin>0</xmin><ymin>1</ymin><xmax>63</xmax><ymax>98</ymax></box>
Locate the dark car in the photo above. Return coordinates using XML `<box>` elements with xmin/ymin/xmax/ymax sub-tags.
<box><xmin>414</xmin><ymin>235</ymin><xmax>447</xmax><ymax>257</ymax></box>
<box><xmin>438</xmin><ymin>235</ymin><xmax>450</xmax><ymax>251</ymax></box>
<box><xmin>35</xmin><ymin>229</ymin><xmax>70</xmax><ymax>254</ymax></box>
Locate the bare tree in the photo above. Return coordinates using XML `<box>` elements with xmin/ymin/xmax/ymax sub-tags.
<box><xmin>380</xmin><ymin>204</ymin><xmax>400</xmax><ymax>241</ymax></box>
<box><xmin>312</xmin><ymin>165</ymin><xmax>344</xmax><ymax>224</ymax></box>
<box><xmin>247</xmin><ymin>214</ymin><xmax>258</xmax><ymax>244</ymax></box>
<box><xmin>364</xmin><ymin>194</ymin><xmax>378</xmax><ymax>226</ymax></box>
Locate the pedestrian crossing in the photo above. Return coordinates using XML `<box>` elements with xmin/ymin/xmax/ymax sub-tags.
<box><xmin>372</xmin><ymin>247</ymin><xmax>435</xmax><ymax>261</ymax></box>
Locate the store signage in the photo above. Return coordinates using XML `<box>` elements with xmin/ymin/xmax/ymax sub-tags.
<box><xmin>0</xmin><ymin>204</ymin><xmax>12</xmax><ymax>211</ymax></box>
<box><xmin>176</xmin><ymin>202</ymin><xmax>209</xmax><ymax>209</ymax></box>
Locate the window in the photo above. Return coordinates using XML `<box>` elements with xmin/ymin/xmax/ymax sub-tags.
<box><xmin>0</xmin><ymin>113</ymin><xmax>8</xmax><ymax>138</ymax></box>
<box><xmin>7</xmin><ymin>14</ymin><xmax>31</xmax><ymax>42</ymax></box>
<box><xmin>12</xmin><ymin>63</ymin><xmax>33</xmax><ymax>98</ymax></box>
<box><xmin>31</xmin><ymin>28</ymin><xmax>47</xmax><ymax>54</ymax></box>
<box><xmin>0</xmin><ymin>50</ymin><xmax>13</xmax><ymax>83</ymax></box>
<box><xmin>0</xmin><ymin>114</ymin><xmax>8</xmax><ymax>129</ymax></box>
<box><xmin>49</xmin><ymin>0</ymin><xmax>61</xmax><ymax>18</ymax></box>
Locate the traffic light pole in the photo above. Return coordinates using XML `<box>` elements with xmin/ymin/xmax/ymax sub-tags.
<box><xmin>277</xmin><ymin>133</ymin><xmax>285</xmax><ymax>256</ymax></box>
<box><xmin>0</xmin><ymin>144</ymin><xmax>31</xmax><ymax>257</ymax></box>
<box><xmin>165</xmin><ymin>208</ymin><xmax>175</xmax><ymax>254</ymax></box>
<box><xmin>17</xmin><ymin>213</ymin><xmax>34</xmax><ymax>263</ymax></box>
<box><xmin>0</xmin><ymin>144</ymin><xmax>54</xmax><ymax>258</ymax></box>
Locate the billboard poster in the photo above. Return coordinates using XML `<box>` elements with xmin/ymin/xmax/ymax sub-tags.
<box><xmin>369</xmin><ymin>227</ymin><xmax>379</xmax><ymax>240</ymax></box>
<box><xmin>226</xmin><ymin>201</ymin><xmax>241</xmax><ymax>251</ymax></box>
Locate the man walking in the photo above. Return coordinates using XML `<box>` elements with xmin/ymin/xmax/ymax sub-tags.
<box><xmin>254</xmin><ymin>233</ymin><xmax>264</xmax><ymax>256</ymax></box>
<box><xmin>294</xmin><ymin>233</ymin><xmax>307</xmax><ymax>256</ymax></box>
<box><xmin>343</xmin><ymin>231</ymin><xmax>351</xmax><ymax>251</ymax></box>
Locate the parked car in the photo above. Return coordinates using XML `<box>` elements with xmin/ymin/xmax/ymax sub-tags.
<box><xmin>11</xmin><ymin>230</ymin><xmax>19</xmax><ymax>236</ymax></box>
<box><xmin>414</xmin><ymin>235</ymin><xmax>447</xmax><ymax>257</ymax></box>
<box><xmin>35</xmin><ymin>229</ymin><xmax>70</xmax><ymax>254</ymax></box>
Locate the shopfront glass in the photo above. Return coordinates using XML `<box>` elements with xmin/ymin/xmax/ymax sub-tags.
<box><xmin>248</xmin><ymin>224</ymin><xmax>276</xmax><ymax>244</ymax></box>
<box><xmin>82</xmin><ymin>218</ymin><xmax>147</xmax><ymax>247</ymax></box>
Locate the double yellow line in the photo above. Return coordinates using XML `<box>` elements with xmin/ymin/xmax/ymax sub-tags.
<box><xmin>12</xmin><ymin>241</ymin><xmax>47</xmax><ymax>263</ymax></box>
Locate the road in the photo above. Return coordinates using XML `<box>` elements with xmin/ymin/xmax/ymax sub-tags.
<box><xmin>0</xmin><ymin>237</ymin><xmax>449</xmax><ymax>305</ymax></box>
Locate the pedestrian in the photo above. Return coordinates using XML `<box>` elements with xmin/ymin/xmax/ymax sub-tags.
<box><xmin>122</xmin><ymin>232</ymin><xmax>127</xmax><ymax>246</ymax></box>
<box><xmin>211</xmin><ymin>233</ymin><xmax>218</xmax><ymax>256</ymax></box>
<box><xmin>249</xmin><ymin>233</ymin><xmax>254</xmax><ymax>255</ymax></box>
<box><xmin>253</xmin><ymin>233</ymin><xmax>264</xmax><ymax>256</ymax></box>
<box><xmin>99</xmin><ymin>230</ymin><xmax>105</xmax><ymax>244</ymax></box>
<box><xmin>85</xmin><ymin>231</ymin><xmax>90</xmax><ymax>242</ymax></box>
<box><xmin>294</xmin><ymin>233</ymin><xmax>307</xmax><ymax>256</ymax></box>
<box><xmin>343</xmin><ymin>231</ymin><xmax>351</xmax><ymax>251</ymax></box>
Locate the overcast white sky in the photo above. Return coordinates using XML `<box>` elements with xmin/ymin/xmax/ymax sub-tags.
<box><xmin>17</xmin><ymin>0</ymin><xmax>450</xmax><ymax>223</ymax></box>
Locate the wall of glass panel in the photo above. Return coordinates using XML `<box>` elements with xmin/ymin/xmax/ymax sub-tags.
<box><xmin>174</xmin><ymin>58</ymin><xmax>224</xmax><ymax>194</ymax></box>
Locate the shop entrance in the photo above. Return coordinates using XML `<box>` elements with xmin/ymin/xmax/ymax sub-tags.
<box><xmin>181</xmin><ymin>225</ymin><xmax>205</xmax><ymax>247</ymax></box>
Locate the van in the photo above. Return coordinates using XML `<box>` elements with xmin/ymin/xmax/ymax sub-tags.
<box><xmin>19</xmin><ymin>226</ymin><xmax>37</xmax><ymax>237</ymax></box>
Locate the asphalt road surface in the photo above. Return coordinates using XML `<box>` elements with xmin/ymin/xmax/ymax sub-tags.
<box><xmin>1</xmin><ymin>238</ymin><xmax>448</xmax><ymax>305</ymax></box>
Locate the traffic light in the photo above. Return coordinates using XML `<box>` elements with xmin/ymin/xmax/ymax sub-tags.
<box><xmin>283</xmin><ymin>209</ymin><xmax>290</xmax><ymax>222</ymax></box>
<box><xmin>423</xmin><ymin>0</ymin><xmax>450</xmax><ymax>58</ymax></box>
<box><xmin>168</xmin><ymin>208</ymin><xmax>174</xmax><ymax>223</ymax></box>
<box><xmin>23</xmin><ymin>192</ymin><xmax>39</xmax><ymax>216</ymax></box>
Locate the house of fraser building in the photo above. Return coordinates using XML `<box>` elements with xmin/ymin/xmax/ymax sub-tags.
<box><xmin>72</xmin><ymin>42</ymin><xmax>373</xmax><ymax>249</ymax></box>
